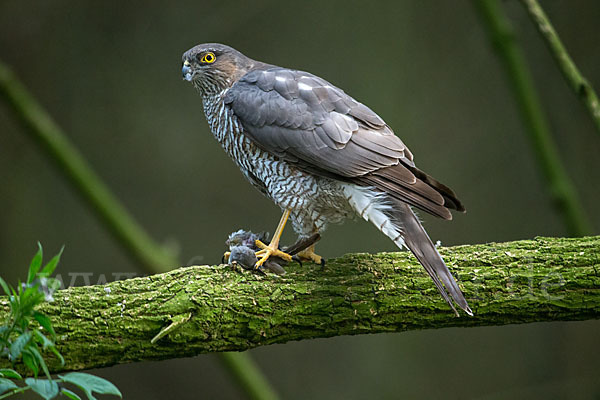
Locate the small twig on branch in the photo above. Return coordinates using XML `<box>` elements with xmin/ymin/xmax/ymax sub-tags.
<box><xmin>519</xmin><ymin>0</ymin><xmax>600</xmax><ymax>134</ymax></box>
<box><xmin>1</xmin><ymin>236</ymin><xmax>598</xmax><ymax>375</ymax></box>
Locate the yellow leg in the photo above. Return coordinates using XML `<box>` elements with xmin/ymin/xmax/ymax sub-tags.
<box><xmin>254</xmin><ymin>209</ymin><xmax>293</xmax><ymax>267</ymax></box>
<box><xmin>296</xmin><ymin>244</ymin><xmax>324</xmax><ymax>265</ymax></box>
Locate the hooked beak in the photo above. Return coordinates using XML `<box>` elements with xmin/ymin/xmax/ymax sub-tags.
<box><xmin>182</xmin><ymin>60</ymin><xmax>193</xmax><ymax>81</ymax></box>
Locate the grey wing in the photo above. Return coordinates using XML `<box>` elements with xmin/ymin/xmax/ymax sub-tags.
<box><xmin>225</xmin><ymin>67</ymin><xmax>464</xmax><ymax>219</ymax></box>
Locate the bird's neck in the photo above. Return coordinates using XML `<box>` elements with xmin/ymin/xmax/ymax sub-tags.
<box><xmin>193</xmin><ymin>76</ymin><xmax>231</xmax><ymax>99</ymax></box>
<box><xmin>194</xmin><ymin>59</ymin><xmax>263</xmax><ymax>97</ymax></box>
<box><xmin>201</xmin><ymin>87</ymin><xmax>233</xmax><ymax>143</ymax></box>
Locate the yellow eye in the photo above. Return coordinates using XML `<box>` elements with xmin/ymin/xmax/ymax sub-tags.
<box><xmin>200</xmin><ymin>52</ymin><xmax>216</xmax><ymax>64</ymax></box>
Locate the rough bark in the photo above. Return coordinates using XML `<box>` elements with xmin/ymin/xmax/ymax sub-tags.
<box><xmin>1</xmin><ymin>236</ymin><xmax>598</xmax><ymax>373</ymax></box>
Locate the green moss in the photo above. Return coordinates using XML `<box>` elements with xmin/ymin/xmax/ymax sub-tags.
<box><xmin>1</xmin><ymin>236</ymin><xmax>599</xmax><ymax>374</ymax></box>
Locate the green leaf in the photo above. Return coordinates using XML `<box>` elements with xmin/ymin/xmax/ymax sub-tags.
<box><xmin>0</xmin><ymin>378</ymin><xmax>18</xmax><ymax>395</ymax></box>
<box><xmin>0</xmin><ymin>369</ymin><xmax>22</xmax><ymax>379</ymax></box>
<box><xmin>61</xmin><ymin>388</ymin><xmax>82</xmax><ymax>400</ymax></box>
<box><xmin>59</xmin><ymin>373</ymin><xmax>122</xmax><ymax>400</ymax></box>
<box><xmin>31</xmin><ymin>329</ymin><xmax>64</xmax><ymax>367</ymax></box>
<box><xmin>25</xmin><ymin>378</ymin><xmax>59</xmax><ymax>400</ymax></box>
<box><xmin>20</xmin><ymin>285</ymin><xmax>45</xmax><ymax>316</ymax></box>
<box><xmin>33</xmin><ymin>312</ymin><xmax>56</xmax><ymax>338</ymax></box>
<box><xmin>49</xmin><ymin>346</ymin><xmax>65</xmax><ymax>367</ymax></box>
<box><xmin>33</xmin><ymin>330</ymin><xmax>55</xmax><ymax>350</ymax></box>
<box><xmin>28</xmin><ymin>243</ymin><xmax>44</xmax><ymax>285</ymax></box>
<box><xmin>9</xmin><ymin>286</ymin><xmax>18</xmax><ymax>306</ymax></box>
<box><xmin>9</xmin><ymin>331</ymin><xmax>32</xmax><ymax>361</ymax></box>
<box><xmin>0</xmin><ymin>277</ymin><xmax>11</xmax><ymax>297</ymax></box>
<box><xmin>40</xmin><ymin>246</ymin><xmax>64</xmax><ymax>278</ymax></box>
<box><xmin>26</xmin><ymin>345</ymin><xmax>52</xmax><ymax>380</ymax></box>
<box><xmin>22</xmin><ymin>351</ymin><xmax>39</xmax><ymax>376</ymax></box>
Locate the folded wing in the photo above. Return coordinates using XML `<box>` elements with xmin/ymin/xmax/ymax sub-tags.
<box><xmin>225</xmin><ymin>67</ymin><xmax>464</xmax><ymax>219</ymax></box>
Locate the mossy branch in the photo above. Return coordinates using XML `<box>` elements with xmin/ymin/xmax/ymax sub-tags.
<box><xmin>1</xmin><ymin>236</ymin><xmax>598</xmax><ymax>374</ymax></box>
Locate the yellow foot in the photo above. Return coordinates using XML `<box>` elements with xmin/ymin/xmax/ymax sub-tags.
<box><xmin>254</xmin><ymin>240</ymin><xmax>292</xmax><ymax>267</ymax></box>
<box><xmin>251</xmin><ymin>208</ymin><xmax>293</xmax><ymax>268</ymax></box>
<box><xmin>296</xmin><ymin>245</ymin><xmax>325</xmax><ymax>266</ymax></box>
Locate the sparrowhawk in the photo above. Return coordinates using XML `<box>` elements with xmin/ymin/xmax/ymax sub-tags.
<box><xmin>182</xmin><ymin>43</ymin><xmax>472</xmax><ymax>316</ymax></box>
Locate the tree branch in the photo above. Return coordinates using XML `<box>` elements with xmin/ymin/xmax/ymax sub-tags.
<box><xmin>1</xmin><ymin>236</ymin><xmax>598</xmax><ymax>374</ymax></box>
<box><xmin>0</xmin><ymin>61</ymin><xmax>176</xmax><ymax>273</ymax></box>
<box><xmin>472</xmin><ymin>0</ymin><xmax>591</xmax><ymax>236</ymax></box>
<box><xmin>519</xmin><ymin>0</ymin><xmax>600</xmax><ymax>134</ymax></box>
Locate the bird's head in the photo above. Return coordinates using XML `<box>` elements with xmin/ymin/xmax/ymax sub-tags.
<box><xmin>181</xmin><ymin>43</ymin><xmax>256</xmax><ymax>95</ymax></box>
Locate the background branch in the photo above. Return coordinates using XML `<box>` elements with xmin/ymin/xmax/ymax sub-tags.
<box><xmin>1</xmin><ymin>235</ymin><xmax>598</xmax><ymax>374</ymax></box>
<box><xmin>472</xmin><ymin>0</ymin><xmax>591</xmax><ymax>237</ymax></box>
<box><xmin>519</xmin><ymin>0</ymin><xmax>600</xmax><ymax>134</ymax></box>
<box><xmin>0</xmin><ymin>62</ymin><xmax>174</xmax><ymax>274</ymax></box>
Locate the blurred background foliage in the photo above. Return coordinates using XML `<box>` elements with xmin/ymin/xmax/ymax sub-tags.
<box><xmin>1</xmin><ymin>0</ymin><xmax>599</xmax><ymax>398</ymax></box>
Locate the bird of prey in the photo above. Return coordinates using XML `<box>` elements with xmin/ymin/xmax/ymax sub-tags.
<box><xmin>182</xmin><ymin>43</ymin><xmax>472</xmax><ymax>316</ymax></box>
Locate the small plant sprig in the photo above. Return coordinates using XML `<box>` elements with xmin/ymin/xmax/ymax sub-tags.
<box><xmin>0</xmin><ymin>244</ymin><xmax>122</xmax><ymax>400</ymax></box>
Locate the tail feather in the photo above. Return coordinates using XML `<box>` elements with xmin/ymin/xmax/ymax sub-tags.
<box><xmin>396</xmin><ymin>202</ymin><xmax>472</xmax><ymax>316</ymax></box>
<box><xmin>343</xmin><ymin>184</ymin><xmax>472</xmax><ymax>316</ymax></box>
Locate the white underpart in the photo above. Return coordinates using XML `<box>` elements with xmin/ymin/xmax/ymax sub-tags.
<box><xmin>342</xmin><ymin>183</ymin><xmax>406</xmax><ymax>249</ymax></box>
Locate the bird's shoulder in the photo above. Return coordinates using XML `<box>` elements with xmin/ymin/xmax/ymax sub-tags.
<box><xmin>225</xmin><ymin>66</ymin><xmax>390</xmax><ymax>131</ymax></box>
<box><xmin>223</xmin><ymin>64</ymin><xmax>416</xmax><ymax>177</ymax></box>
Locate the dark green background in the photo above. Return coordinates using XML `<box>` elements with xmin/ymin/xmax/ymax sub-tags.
<box><xmin>1</xmin><ymin>1</ymin><xmax>599</xmax><ymax>398</ymax></box>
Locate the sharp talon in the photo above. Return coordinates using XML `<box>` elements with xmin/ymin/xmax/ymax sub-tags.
<box><xmin>292</xmin><ymin>255</ymin><xmax>303</xmax><ymax>267</ymax></box>
<box><xmin>256</xmin><ymin>266</ymin><xmax>267</xmax><ymax>275</ymax></box>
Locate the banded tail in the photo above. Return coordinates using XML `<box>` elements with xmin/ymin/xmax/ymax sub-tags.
<box><xmin>343</xmin><ymin>184</ymin><xmax>472</xmax><ymax>316</ymax></box>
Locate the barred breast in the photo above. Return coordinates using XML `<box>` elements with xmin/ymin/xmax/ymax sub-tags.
<box><xmin>202</xmin><ymin>90</ymin><xmax>353</xmax><ymax>237</ymax></box>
